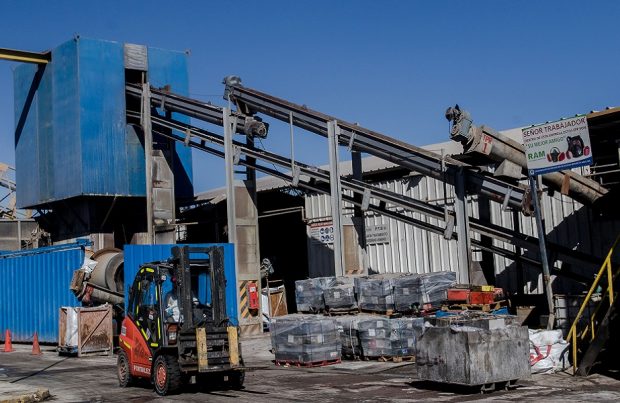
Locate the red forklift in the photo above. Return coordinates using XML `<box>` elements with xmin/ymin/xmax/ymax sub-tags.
<box><xmin>117</xmin><ymin>245</ymin><xmax>245</xmax><ymax>395</ymax></box>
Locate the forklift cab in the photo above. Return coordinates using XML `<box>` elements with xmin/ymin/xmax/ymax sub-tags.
<box><xmin>118</xmin><ymin>246</ymin><xmax>244</xmax><ymax>395</ymax></box>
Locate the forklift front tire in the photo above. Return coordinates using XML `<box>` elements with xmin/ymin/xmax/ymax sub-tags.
<box><xmin>153</xmin><ymin>354</ymin><xmax>182</xmax><ymax>396</ymax></box>
<box><xmin>117</xmin><ymin>350</ymin><xmax>133</xmax><ymax>387</ymax></box>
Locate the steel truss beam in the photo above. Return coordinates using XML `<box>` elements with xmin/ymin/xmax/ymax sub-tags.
<box><xmin>126</xmin><ymin>106</ymin><xmax>600</xmax><ymax>278</ymax></box>
<box><xmin>223</xmin><ymin>82</ymin><xmax>527</xmax><ymax>210</ymax></box>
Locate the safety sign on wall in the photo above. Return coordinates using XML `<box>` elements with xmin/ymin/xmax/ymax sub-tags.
<box><xmin>366</xmin><ymin>224</ymin><xmax>390</xmax><ymax>245</ymax></box>
<box><xmin>309</xmin><ymin>221</ymin><xmax>334</xmax><ymax>244</ymax></box>
<box><xmin>521</xmin><ymin>115</ymin><xmax>592</xmax><ymax>175</ymax></box>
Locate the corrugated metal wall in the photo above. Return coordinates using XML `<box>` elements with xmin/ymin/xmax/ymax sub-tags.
<box><xmin>305</xmin><ymin>177</ymin><xmax>461</xmax><ymax>279</ymax></box>
<box><xmin>0</xmin><ymin>243</ymin><xmax>84</xmax><ymax>343</ymax></box>
<box><xmin>124</xmin><ymin>244</ymin><xmax>238</xmax><ymax>325</ymax></box>
<box><xmin>305</xmin><ymin>174</ymin><xmax>620</xmax><ymax>294</ymax></box>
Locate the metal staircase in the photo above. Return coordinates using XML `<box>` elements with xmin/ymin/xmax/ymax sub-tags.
<box><xmin>566</xmin><ymin>234</ymin><xmax>620</xmax><ymax>375</ymax></box>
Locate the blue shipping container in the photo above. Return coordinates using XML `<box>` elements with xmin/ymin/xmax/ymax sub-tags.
<box><xmin>0</xmin><ymin>242</ymin><xmax>86</xmax><ymax>343</ymax></box>
<box><xmin>14</xmin><ymin>37</ymin><xmax>194</xmax><ymax>208</ymax></box>
<box><xmin>124</xmin><ymin>244</ymin><xmax>238</xmax><ymax>326</ymax></box>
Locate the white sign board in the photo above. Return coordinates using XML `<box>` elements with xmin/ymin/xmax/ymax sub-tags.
<box><xmin>366</xmin><ymin>224</ymin><xmax>390</xmax><ymax>245</ymax></box>
<box><xmin>309</xmin><ymin>221</ymin><xmax>334</xmax><ymax>244</ymax></box>
<box><xmin>522</xmin><ymin>115</ymin><xmax>592</xmax><ymax>175</ymax></box>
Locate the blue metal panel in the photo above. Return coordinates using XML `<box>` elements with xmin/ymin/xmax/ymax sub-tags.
<box><xmin>77</xmin><ymin>38</ymin><xmax>127</xmax><ymax>196</ymax></box>
<box><xmin>147</xmin><ymin>47</ymin><xmax>194</xmax><ymax>199</ymax></box>
<box><xmin>124</xmin><ymin>244</ymin><xmax>237</xmax><ymax>325</ymax></box>
<box><xmin>14</xmin><ymin>63</ymin><xmax>41</xmax><ymax>207</ymax></box>
<box><xmin>51</xmin><ymin>39</ymin><xmax>82</xmax><ymax>201</ymax></box>
<box><xmin>0</xmin><ymin>243</ymin><xmax>85</xmax><ymax>343</ymax></box>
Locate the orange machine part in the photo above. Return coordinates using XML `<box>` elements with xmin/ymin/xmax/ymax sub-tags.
<box><xmin>119</xmin><ymin>317</ymin><xmax>153</xmax><ymax>379</ymax></box>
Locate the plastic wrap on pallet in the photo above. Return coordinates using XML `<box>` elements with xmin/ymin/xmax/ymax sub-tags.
<box><xmin>410</xmin><ymin>271</ymin><xmax>456</xmax><ymax>308</ymax></box>
<box><xmin>354</xmin><ymin>274</ymin><xmax>401</xmax><ymax>313</ymax></box>
<box><xmin>270</xmin><ymin>314</ymin><xmax>341</xmax><ymax>363</ymax></box>
<box><xmin>357</xmin><ymin>316</ymin><xmax>425</xmax><ymax>358</ymax></box>
<box><xmin>295</xmin><ymin>277</ymin><xmax>336</xmax><ymax>313</ymax></box>
<box><xmin>390</xmin><ymin>317</ymin><xmax>425</xmax><ymax>357</ymax></box>
<box><xmin>357</xmin><ymin>316</ymin><xmax>392</xmax><ymax>357</ymax></box>
<box><xmin>334</xmin><ymin>315</ymin><xmax>363</xmax><ymax>358</ymax></box>
<box><xmin>324</xmin><ymin>277</ymin><xmax>357</xmax><ymax>311</ymax></box>
<box><xmin>393</xmin><ymin>274</ymin><xmax>421</xmax><ymax>312</ymax></box>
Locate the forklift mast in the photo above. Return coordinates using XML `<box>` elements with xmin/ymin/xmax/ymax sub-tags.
<box><xmin>171</xmin><ymin>246</ymin><xmax>228</xmax><ymax>331</ymax></box>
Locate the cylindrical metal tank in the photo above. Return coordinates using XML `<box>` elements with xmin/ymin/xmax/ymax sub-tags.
<box><xmin>89</xmin><ymin>248</ymin><xmax>124</xmax><ymax>293</ymax></box>
<box><xmin>464</xmin><ymin>125</ymin><xmax>607</xmax><ymax>205</ymax></box>
<box><xmin>446</xmin><ymin>106</ymin><xmax>608</xmax><ymax>205</ymax></box>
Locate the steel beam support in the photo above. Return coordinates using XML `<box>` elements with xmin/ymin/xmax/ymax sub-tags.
<box><xmin>141</xmin><ymin>84</ymin><xmax>154</xmax><ymax>244</ymax></box>
<box><xmin>328</xmin><ymin>121</ymin><xmax>345</xmax><ymax>277</ymax></box>
<box><xmin>530</xmin><ymin>176</ymin><xmax>556</xmax><ymax>330</ymax></box>
<box><xmin>223</xmin><ymin>107</ymin><xmax>237</xmax><ymax>246</ymax></box>
<box><xmin>0</xmin><ymin>47</ymin><xmax>50</xmax><ymax>64</ymax></box>
<box><xmin>454</xmin><ymin>167</ymin><xmax>472</xmax><ymax>284</ymax></box>
<box><xmin>137</xmin><ymin>110</ymin><xmax>602</xmax><ymax>274</ymax></box>
<box><xmin>352</xmin><ymin>150</ymin><xmax>368</xmax><ymax>274</ymax></box>
<box><xmin>223</xmin><ymin>84</ymin><xmax>526</xmax><ymax>210</ymax></box>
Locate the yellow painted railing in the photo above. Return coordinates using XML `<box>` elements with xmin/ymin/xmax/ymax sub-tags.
<box><xmin>566</xmin><ymin>234</ymin><xmax>620</xmax><ymax>374</ymax></box>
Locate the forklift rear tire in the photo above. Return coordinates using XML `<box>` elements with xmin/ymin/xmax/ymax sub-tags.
<box><xmin>228</xmin><ymin>370</ymin><xmax>245</xmax><ymax>390</ymax></box>
<box><xmin>117</xmin><ymin>350</ymin><xmax>133</xmax><ymax>387</ymax></box>
<box><xmin>153</xmin><ymin>355</ymin><xmax>182</xmax><ymax>396</ymax></box>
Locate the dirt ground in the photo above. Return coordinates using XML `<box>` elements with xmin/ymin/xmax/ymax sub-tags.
<box><xmin>1</xmin><ymin>335</ymin><xmax>620</xmax><ymax>402</ymax></box>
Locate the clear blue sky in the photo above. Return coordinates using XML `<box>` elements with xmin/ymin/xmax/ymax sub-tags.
<box><xmin>1</xmin><ymin>1</ymin><xmax>618</xmax><ymax>193</ymax></box>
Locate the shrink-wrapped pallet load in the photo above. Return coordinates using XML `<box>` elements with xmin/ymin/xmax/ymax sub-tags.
<box><xmin>294</xmin><ymin>277</ymin><xmax>336</xmax><ymax>313</ymax></box>
<box><xmin>324</xmin><ymin>277</ymin><xmax>357</xmax><ymax>312</ymax></box>
<box><xmin>410</xmin><ymin>271</ymin><xmax>456</xmax><ymax>308</ymax></box>
<box><xmin>270</xmin><ymin>314</ymin><xmax>341</xmax><ymax>365</ymax></box>
<box><xmin>354</xmin><ymin>274</ymin><xmax>400</xmax><ymax>313</ymax></box>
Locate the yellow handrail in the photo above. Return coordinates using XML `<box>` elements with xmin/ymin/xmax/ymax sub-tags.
<box><xmin>566</xmin><ymin>233</ymin><xmax>620</xmax><ymax>374</ymax></box>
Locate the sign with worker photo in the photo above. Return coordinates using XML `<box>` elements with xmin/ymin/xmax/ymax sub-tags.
<box><xmin>309</xmin><ymin>221</ymin><xmax>334</xmax><ymax>244</ymax></box>
<box><xmin>521</xmin><ymin>115</ymin><xmax>592</xmax><ymax>175</ymax></box>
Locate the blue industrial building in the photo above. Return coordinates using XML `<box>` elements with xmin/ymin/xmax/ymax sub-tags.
<box><xmin>13</xmin><ymin>37</ymin><xmax>194</xmax><ymax>245</ymax></box>
<box><xmin>14</xmin><ymin>36</ymin><xmax>193</xmax><ymax>207</ymax></box>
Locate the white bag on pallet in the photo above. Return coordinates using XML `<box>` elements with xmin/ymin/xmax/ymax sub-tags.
<box><xmin>528</xmin><ymin>329</ymin><xmax>569</xmax><ymax>374</ymax></box>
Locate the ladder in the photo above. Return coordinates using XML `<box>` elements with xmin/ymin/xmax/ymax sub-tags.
<box><xmin>566</xmin><ymin>234</ymin><xmax>620</xmax><ymax>375</ymax></box>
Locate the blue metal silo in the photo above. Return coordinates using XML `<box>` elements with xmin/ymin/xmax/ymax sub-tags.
<box><xmin>13</xmin><ymin>37</ymin><xmax>194</xmax><ymax>209</ymax></box>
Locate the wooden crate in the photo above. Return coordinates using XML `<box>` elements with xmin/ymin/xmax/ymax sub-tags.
<box><xmin>58</xmin><ymin>305</ymin><xmax>113</xmax><ymax>357</ymax></box>
<box><xmin>268</xmin><ymin>288</ymin><xmax>288</xmax><ymax>317</ymax></box>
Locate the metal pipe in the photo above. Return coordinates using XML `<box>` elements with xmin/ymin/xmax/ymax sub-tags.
<box><xmin>89</xmin><ymin>248</ymin><xmax>124</xmax><ymax>293</ymax></box>
<box><xmin>447</xmin><ymin>106</ymin><xmax>608</xmax><ymax>205</ymax></box>
<box><xmin>0</xmin><ymin>47</ymin><xmax>51</xmax><ymax>64</ymax></box>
